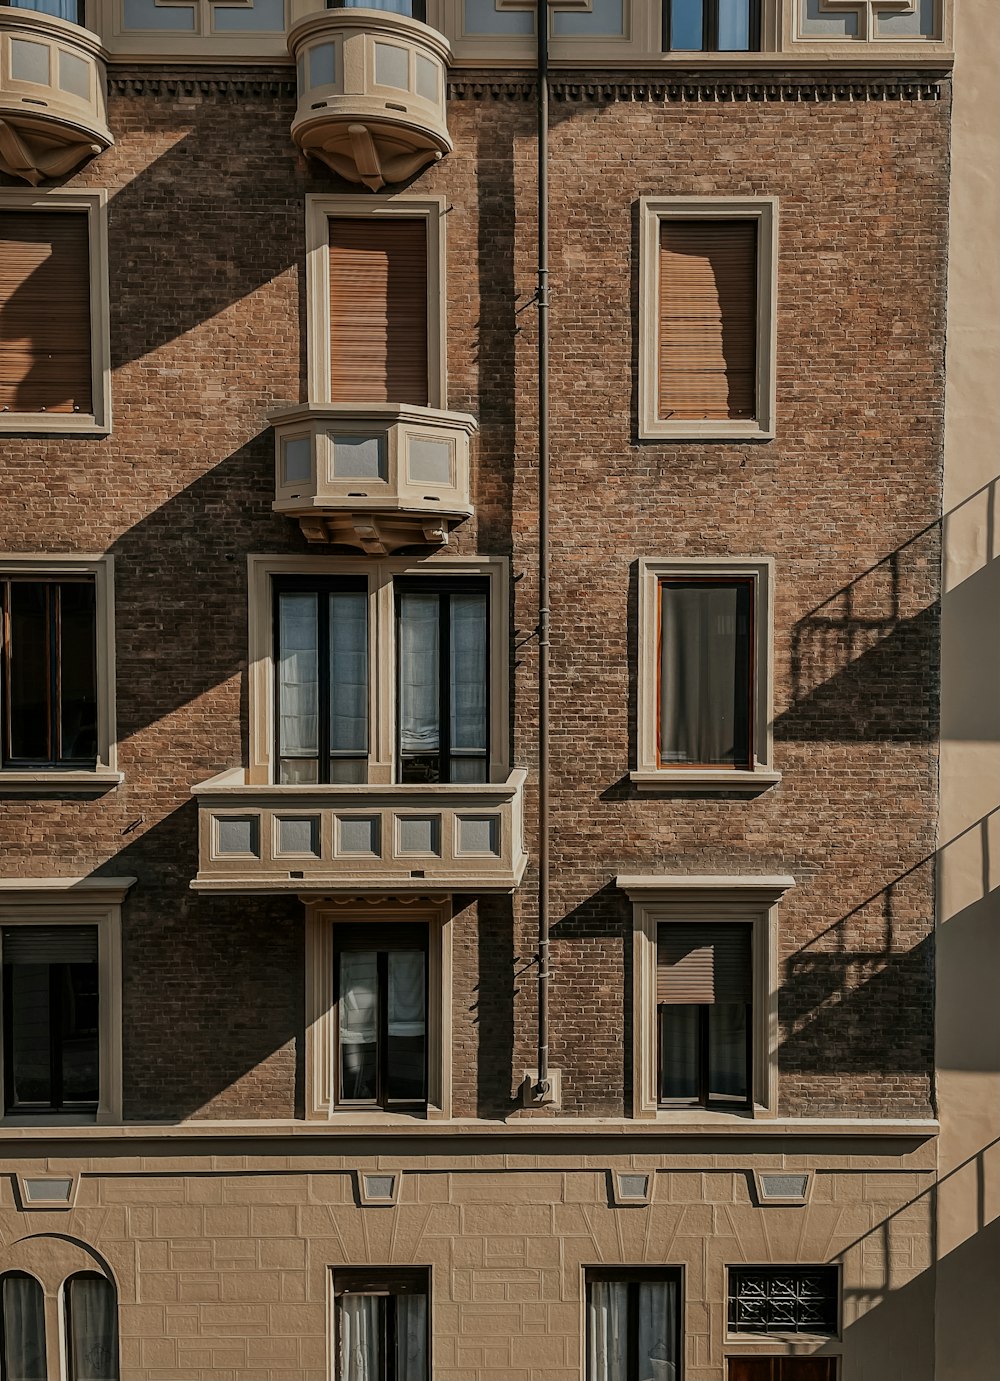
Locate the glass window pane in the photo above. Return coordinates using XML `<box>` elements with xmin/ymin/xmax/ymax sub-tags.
<box><xmin>587</xmin><ymin>1280</ymin><xmax>629</xmax><ymax>1381</ymax></box>
<box><xmin>708</xmin><ymin>1002</ymin><xmax>749</xmax><ymax>1103</ymax></box>
<box><xmin>449</xmin><ymin>592</ymin><xmax>487</xmax><ymax>754</ymax></box>
<box><xmin>718</xmin><ymin>0</ymin><xmax>751</xmax><ymax>50</ymax></box>
<box><xmin>59</xmin><ymin>582</ymin><xmax>97</xmax><ymax>762</ymax></box>
<box><xmin>659</xmin><ymin>581</ymin><xmax>751</xmax><ymax>767</ymax></box>
<box><xmin>65</xmin><ymin>1274</ymin><xmax>119</xmax><ymax>1381</ymax></box>
<box><xmin>396</xmin><ymin>1293</ymin><xmax>427</xmax><ymax>1381</ymax></box>
<box><xmin>386</xmin><ymin>950</ymin><xmax>426</xmax><ymax>1102</ymax></box>
<box><xmin>278</xmin><ymin>593</ymin><xmax>319</xmax><ymax>760</ymax></box>
<box><xmin>448</xmin><ymin>756</ymin><xmax>487</xmax><ymax>783</ymax></box>
<box><xmin>339</xmin><ymin>952</ymin><xmax>378</xmax><ymax>1102</ymax></box>
<box><xmin>59</xmin><ymin>963</ymin><xmax>100</xmax><ymax>1105</ymax></box>
<box><xmin>330</xmin><ymin>592</ymin><xmax>368</xmax><ymax>757</ymax></box>
<box><xmin>337</xmin><ymin>1294</ymin><xmax>383</xmax><ymax>1381</ymax></box>
<box><xmin>659</xmin><ymin>1003</ymin><xmax>700</xmax><ymax>1101</ymax></box>
<box><xmin>4</xmin><ymin>961</ymin><xmax>51</xmax><ymax>1108</ymax></box>
<box><xmin>399</xmin><ymin>593</ymin><xmax>440</xmax><ymax>756</ymax></box>
<box><xmin>1</xmin><ymin>1273</ymin><xmax>47</xmax><ymax>1381</ymax></box>
<box><xmin>637</xmin><ymin>1279</ymin><xmax>678</xmax><ymax>1381</ymax></box>
<box><xmin>6</xmin><ymin>583</ymin><xmax>50</xmax><ymax>763</ymax></box>
<box><xmin>670</xmin><ymin>0</ymin><xmax>705</xmax><ymax>50</ymax></box>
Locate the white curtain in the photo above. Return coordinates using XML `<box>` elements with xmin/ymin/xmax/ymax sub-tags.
<box><xmin>588</xmin><ymin>1281</ymin><xmax>628</xmax><ymax>1381</ymax></box>
<box><xmin>329</xmin><ymin>592</ymin><xmax>368</xmax><ymax>754</ymax></box>
<box><xmin>278</xmin><ymin>593</ymin><xmax>318</xmax><ymax>758</ymax></box>
<box><xmin>637</xmin><ymin>1280</ymin><xmax>677</xmax><ymax>1381</ymax></box>
<box><xmin>399</xmin><ymin>594</ymin><xmax>440</xmax><ymax>754</ymax></box>
<box><xmin>1</xmin><ymin>1273</ymin><xmax>46</xmax><ymax>1381</ymax></box>
<box><xmin>660</xmin><ymin>583</ymin><xmax>742</xmax><ymax>765</ymax></box>
<box><xmin>338</xmin><ymin>1296</ymin><xmax>381</xmax><ymax>1381</ymax></box>
<box><xmin>388</xmin><ymin>951</ymin><xmax>425</xmax><ymax>1037</ymax></box>
<box><xmin>65</xmin><ymin>1274</ymin><xmax>119</xmax><ymax>1381</ymax></box>
<box><xmin>339</xmin><ymin>952</ymin><xmax>378</xmax><ymax>1098</ymax></box>
<box><xmin>449</xmin><ymin>593</ymin><xmax>487</xmax><ymax>754</ymax></box>
<box><xmin>396</xmin><ymin>1294</ymin><xmax>428</xmax><ymax>1381</ymax></box>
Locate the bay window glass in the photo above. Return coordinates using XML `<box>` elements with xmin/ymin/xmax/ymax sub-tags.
<box><xmin>664</xmin><ymin>0</ymin><xmax>759</xmax><ymax>52</ymax></box>
<box><xmin>396</xmin><ymin>580</ymin><xmax>488</xmax><ymax>784</ymax></box>
<box><xmin>586</xmin><ymin>1270</ymin><xmax>680</xmax><ymax>1381</ymax></box>
<box><xmin>336</xmin><ymin>925</ymin><xmax>427</xmax><ymax>1111</ymax></box>
<box><xmin>329</xmin><ymin>1</ymin><xmax>426</xmax><ymax>17</ymax></box>
<box><xmin>64</xmin><ymin>1273</ymin><xmax>118</xmax><ymax>1381</ymax></box>
<box><xmin>334</xmin><ymin>1270</ymin><xmax>428</xmax><ymax>1381</ymax></box>
<box><xmin>275</xmin><ymin>578</ymin><xmax>368</xmax><ymax>784</ymax></box>
<box><xmin>1</xmin><ymin>1273</ymin><xmax>46</xmax><ymax>1381</ymax></box>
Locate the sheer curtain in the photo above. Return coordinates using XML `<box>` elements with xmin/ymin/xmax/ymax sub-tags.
<box><xmin>399</xmin><ymin>593</ymin><xmax>440</xmax><ymax>756</ymax></box>
<box><xmin>587</xmin><ymin>1281</ymin><xmax>628</xmax><ymax>1381</ymax></box>
<box><xmin>278</xmin><ymin>593</ymin><xmax>319</xmax><ymax>780</ymax></box>
<box><xmin>65</xmin><ymin>1274</ymin><xmax>119</xmax><ymax>1381</ymax></box>
<box><xmin>388</xmin><ymin>952</ymin><xmax>425</xmax><ymax>1039</ymax></box>
<box><xmin>329</xmin><ymin>592</ymin><xmax>368</xmax><ymax>771</ymax></box>
<box><xmin>637</xmin><ymin>1280</ymin><xmax>677</xmax><ymax>1381</ymax></box>
<box><xmin>338</xmin><ymin>1296</ymin><xmax>381</xmax><ymax>1381</ymax></box>
<box><xmin>660</xmin><ymin>583</ymin><xmax>742</xmax><ymax>765</ymax></box>
<box><xmin>1</xmin><ymin>1273</ymin><xmax>46</xmax><ymax>1381</ymax></box>
<box><xmin>339</xmin><ymin>952</ymin><xmax>378</xmax><ymax>1100</ymax></box>
<box><xmin>449</xmin><ymin>592</ymin><xmax>487</xmax><ymax>779</ymax></box>
<box><xmin>396</xmin><ymin>1294</ymin><xmax>428</xmax><ymax>1381</ymax></box>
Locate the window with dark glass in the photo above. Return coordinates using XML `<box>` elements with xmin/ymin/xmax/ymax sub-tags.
<box><xmin>1</xmin><ymin>577</ymin><xmax>97</xmax><ymax>771</ymax></box>
<box><xmin>396</xmin><ymin>579</ymin><xmax>488</xmax><ymax>785</ymax></box>
<box><xmin>335</xmin><ymin>925</ymin><xmax>427</xmax><ymax>1112</ymax></box>
<box><xmin>664</xmin><ymin>0</ymin><xmax>760</xmax><ymax>52</ymax></box>
<box><xmin>1</xmin><ymin>926</ymin><xmax>99</xmax><ymax>1116</ymax></box>
<box><xmin>333</xmin><ymin>1269</ymin><xmax>428</xmax><ymax>1381</ymax></box>
<box><xmin>0</xmin><ymin>1272</ymin><xmax>46</xmax><ymax>1381</ymax></box>
<box><xmin>586</xmin><ymin>1269</ymin><xmax>681</xmax><ymax>1381</ymax></box>
<box><xmin>728</xmin><ymin>1361</ymin><xmax>838</xmax><ymax>1381</ymax></box>
<box><xmin>328</xmin><ymin>0</ymin><xmax>427</xmax><ymax>17</ymax></box>
<box><xmin>728</xmin><ymin>1266</ymin><xmax>839</xmax><ymax>1338</ymax></box>
<box><xmin>274</xmin><ymin>576</ymin><xmax>368</xmax><ymax>785</ymax></box>
<box><xmin>657</xmin><ymin>922</ymin><xmax>752</xmax><ymax>1109</ymax></box>
<box><xmin>658</xmin><ymin>577</ymin><xmax>753</xmax><ymax>769</ymax></box>
<box><xmin>64</xmin><ymin>1272</ymin><xmax>119</xmax><ymax>1381</ymax></box>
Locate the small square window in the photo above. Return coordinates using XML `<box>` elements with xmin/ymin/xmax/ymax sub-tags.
<box><xmin>332</xmin><ymin>1268</ymin><xmax>429</xmax><ymax>1381</ymax></box>
<box><xmin>585</xmin><ymin>1268</ymin><xmax>681</xmax><ymax>1381</ymax></box>
<box><xmin>728</xmin><ymin>1265</ymin><xmax>840</xmax><ymax>1338</ymax></box>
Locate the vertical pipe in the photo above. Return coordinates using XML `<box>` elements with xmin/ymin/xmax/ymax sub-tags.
<box><xmin>535</xmin><ymin>0</ymin><xmax>551</xmax><ymax>1096</ymax></box>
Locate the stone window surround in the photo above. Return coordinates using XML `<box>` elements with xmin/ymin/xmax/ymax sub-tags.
<box><xmin>0</xmin><ymin>876</ymin><xmax>134</xmax><ymax>1126</ymax></box>
<box><xmin>304</xmin><ymin>895</ymin><xmax>453</xmax><ymax>1122</ymax></box>
<box><xmin>631</xmin><ymin>555</ymin><xmax>780</xmax><ymax>792</ymax></box>
<box><xmin>0</xmin><ymin>553</ymin><xmax>121</xmax><ymax>791</ymax></box>
<box><xmin>247</xmin><ymin>552</ymin><xmax>510</xmax><ymax>788</ymax></box>
<box><xmin>305</xmin><ymin>192</ymin><xmax>448</xmax><ymax>412</ymax></box>
<box><xmin>619</xmin><ymin>874</ymin><xmax>796</xmax><ymax>1121</ymax></box>
<box><xmin>0</xmin><ymin>188</ymin><xmax>111</xmax><ymax>436</ymax></box>
<box><xmin>638</xmin><ymin>195</ymin><xmax>778</xmax><ymax>441</ymax></box>
<box><xmin>723</xmin><ymin>1260</ymin><xmax>843</xmax><ymax>1353</ymax></box>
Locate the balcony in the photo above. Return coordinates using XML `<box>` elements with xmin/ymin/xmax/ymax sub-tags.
<box><xmin>288</xmin><ymin>6</ymin><xmax>451</xmax><ymax>192</ymax></box>
<box><xmin>191</xmin><ymin>768</ymin><xmax>527</xmax><ymax>895</ymax></box>
<box><xmin>0</xmin><ymin>10</ymin><xmax>111</xmax><ymax>184</ymax></box>
<box><xmin>271</xmin><ymin>402</ymin><xmax>476</xmax><ymax>553</ymax></box>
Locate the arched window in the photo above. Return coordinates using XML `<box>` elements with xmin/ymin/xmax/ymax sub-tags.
<box><xmin>0</xmin><ymin>1272</ymin><xmax>46</xmax><ymax>1381</ymax></box>
<box><xmin>64</xmin><ymin>1273</ymin><xmax>119</xmax><ymax>1381</ymax></box>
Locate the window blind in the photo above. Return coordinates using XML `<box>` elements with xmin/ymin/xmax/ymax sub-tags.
<box><xmin>0</xmin><ymin>211</ymin><xmax>92</xmax><ymax>415</ymax></box>
<box><xmin>656</xmin><ymin>923</ymin><xmax>751</xmax><ymax>1004</ymax></box>
<box><xmin>658</xmin><ymin>219</ymin><xmax>756</xmax><ymax>421</ymax></box>
<box><xmin>2</xmin><ymin>926</ymin><xmax>98</xmax><ymax>965</ymax></box>
<box><xmin>328</xmin><ymin>218</ymin><xmax>428</xmax><ymax>406</ymax></box>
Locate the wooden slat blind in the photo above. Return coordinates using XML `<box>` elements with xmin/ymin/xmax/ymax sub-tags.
<box><xmin>329</xmin><ymin>217</ymin><xmax>428</xmax><ymax>406</ymax></box>
<box><xmin>0</xmin><ymin>211</ymin><xmax>92</xmax><ymax>415</ymax></box>
<box><xmin>659</xmin><ymin>220</ymin><xmax>757</xmax><ymax>421</ymax></box>
<box><xmin>656</xmin><ymin>923</ymin><xmax>752</xmax><ymax>1004</ymax></box>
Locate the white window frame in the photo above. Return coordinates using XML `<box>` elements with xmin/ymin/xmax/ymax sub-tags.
<box><xmin>618</xmin><ymin>874</ymin><xmax>795</xmax><ymax>1120</ymax></box>
<box><xmin>304</xmin><ymin>896</ymin><xmax>453</xmax><ymax>1122</ymax></box>
<box><xmin>305</xmin><ymin>193</ymin><xmax>448</xmax><ymax>411</ymax></box>
<box><xmin>638</xmin><ymin>196</ymin><xmax>778</xmax><ymax>441</ymax></box>
<box><xmin>0</xmin><ymin>875</ymin><xmax>133</xmax><ymax>1125</ymax></box>
<box><xmin>0</xmin><ymin>189</ymin><xmax>111</xmax><ymax>436</ymax></box>
<box><xmin>0</xmin><ymin>554</ymin><xmax>121</xmax><ymax>790</ymax></box>
<box><xmin>632</xmin><ymin>556</ymin><xmax>779</xmax><ymax>791</ymax></box>
<box><xmin>247</xmin><ymin>553</ymin><xmax>510</xmax><ymax>788</ymax></box>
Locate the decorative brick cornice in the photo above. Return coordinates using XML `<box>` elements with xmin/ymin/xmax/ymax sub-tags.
<box><xmin>448</xmin><ymin>75</ymin><xmax>945</xmax><ymax>102</ymax></box>
<box><xmin>108</xmin><ymin>70</ymin><xmax>296</xmax><ymax>99</ymax></box>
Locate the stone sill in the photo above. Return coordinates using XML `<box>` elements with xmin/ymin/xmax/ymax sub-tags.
<box><xmin>0</xmin><ymin>768</ymin><xmax>123</xmax><ymax>793</ymax></box>
<box><xmin>629</xmin><ymin>769</ymin><xmax>782</xmax><ymax>794</ymax></box>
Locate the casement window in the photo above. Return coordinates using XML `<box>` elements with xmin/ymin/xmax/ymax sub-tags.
<box><xmin>335</xmin><ymin>922</ymin><xmax>428</xmax><ymax>1112</ymax></box>
<box><xmin>64</xmin><ymin>1274</ymin><xmax>119</xmax><ymax>1381</ymax></box>
<box><xmin>0</xmin><ymin>1272</ymin><xmax>46</xmax><ymax>1380</ymax></box>
<box><xmin>396</xmin><ymin>578</ymin><xmax>488</xmax><ymax>785</ymax></box>
<box><xmin>0</xmin><ymin>557</ymin><xmax>119</xmax><ymax>789</ymax></box>
<box><xmin>664</xmin><ymin>0</ymin><xmax>760</xmax><ymax>52</ymax></box>
<box><xmin>0</xmin><ymin>192</ymin><xmax>110</xmax><ymax>434</ymax></box>
<box><xmin>634</xmin><ymin>558</ymin><xmax>777</xmax><ymax>790</ymax></box>
<box><xmin>0</xmin><ymin>1253</ymin><xmax>118</xmax><ymax>1381</ymax></box>
<box><xmin>585</xmin><ymin>1269</ymin><xmax>681</xmax><ymax>1381</ymax></box>
<box><xmin>307</xmin><ymin>196</ymin><xmax>445</xmax><ymax>411</ymax></box>
<box><xmin>728</xmin><ymin>1266</ymin><xmax>839</xmax><ymax>1338</ymax></box>
<box><xmin>333</xmin><ymin>1269</ymin><xmax>429</xmax><ymax>1381</ymax></box>
<box><xmin>639</xmin><ymin>197</ymin><xmax>777</xmax><ymax>440</ymax></box>
<box><xmin>657</xmin><ymin>921</ymin><xmax>752</xmax><ymax>1108</ymax></box>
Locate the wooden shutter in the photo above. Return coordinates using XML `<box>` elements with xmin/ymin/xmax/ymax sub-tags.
<box><xmin>2</xmin><ymin>926</ymin><xmax>98</xmax><ymax>964</ymax></box>
<box><xmin>659</xmin><ymin>220</ymin><xmax>757</xmax><ymax>421</ymax></box>
<box><xmin>329</xmin><ymin>218</ymin><xmax>428</xmax><ymax>406</ymax></box>
<box><xmin>0</xmin><ymin>211</ymin><xmax>92</xmax><ymax>415</ymax></box>
<box><xmin>656</xmin><ymin>924</ymin><xmax>751</xmax><ymax>1004</ymax></box>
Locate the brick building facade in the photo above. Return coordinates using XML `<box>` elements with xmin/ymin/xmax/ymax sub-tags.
<box><xmin>0</xmin><ymin>2</ymin><xmax>992</xmax><ymax>1379</ymax></box>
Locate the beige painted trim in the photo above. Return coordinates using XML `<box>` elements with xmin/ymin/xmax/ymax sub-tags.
<box><xmin>247</xmin><ymin>552</ymin><xmax>510</xmax><ymax>787</ymax></box>
<box><xmin>303</xmin><ymin>896</ymin><xmax>453</xmax><ymax>1121</ymax></box>
<box><xmin>638</xmin><ymin>196</ymin><xmax>778</xmax><ymax>441</ymax></box>
<box><xmin>0</xmin><ymin>554</ymin><xmax>120</xmax><ymax>787</ymax></box>
<box><xmin>0</xmin><ymin>189</ymin><xmax>111</xmax><ymax>436</ymax></box>
<box><xmin>305</xmin><ymin>193</ymin><xmax>448</xmax><ymax>411</ymax></box>
<box><xmin>0</xmin><ymin>879</ymin><xmax>133</xmax><ymax>1125</ymax></box>
<box><xmin>632</xmin><ymin>556</ymin><xmax>777</xmax><ymax>787</ymax></box>
<box><xmin>625</xmin><ymin>877</ymin><xmax>795</xmax><ymax>1120</ymax></box>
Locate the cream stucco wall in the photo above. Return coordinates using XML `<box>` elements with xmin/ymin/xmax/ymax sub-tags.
<box><xmin>935</xmin><ymin>0</ymin><xmax>1000</xmax><ymax>1375</ymax></box>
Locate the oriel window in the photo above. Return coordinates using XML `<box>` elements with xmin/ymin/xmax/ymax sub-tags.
<box><xmin>333</xmin><ymin>1269</ymin><xmax>429</xmax><ymax>1381</ymax></box>
<box><xmin>335</xmin><ymin>924</ymin><xmax>427</xmax><ymax>1112</ymax></box>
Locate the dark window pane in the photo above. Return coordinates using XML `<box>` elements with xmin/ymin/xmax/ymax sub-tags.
<box><xmin>671</xmin><ymin>0</ymin><xmax>705</xmax><ymax>50</ymax></box>
<box><xmin>59</xmin><ymin>963</ymin><xmax>100</xmax><ymax>1105</ymax></box>
<box><xmin>728</xmin><ymin>1267</ymin><xmax>839</xmax><ymax>1337</ymax></box>
<box><xmin>708</xmin><ymin>1002</ymin><xmax>749</xmax><ymax>1103</ymax></box>
<box><xmin>659</xmin><ymin>1003</ymin><xmax>699</xmax><ymax>1101</ymax></box>
<box><xmin>386</xmin><ymin>951</ymin><xmax>426</xmax><ymax>1103</ymax></box>
<box><xmin>339</xmin><ymin>951</ymin><xmax>378</xmax><ymax>1102</ymax></box>
<box><xmin>6</xmin><ymin>583</ymin><xmax>50</xmax><ymax>763</ymax></box>
<box><xmin>65</xmin><ymin>1274</ymin><xmax>119</xmax><ymax>1381</ymax></box>
<box><xmin>278</xmin><ymin>592</ymin><xmax>319</xmax><ymax>770</ymax></box>
<box><xmin>60</xmin><ymin>582</ymin><xmax>98</xmax><ymax>762</ymax></box>
<box><xmin>4</xmin><ymin>962</ymin><xmax>52</xmax><ymax>1108</ymax></box>
<box><xmin>1</xmin><ymin>1272</ymin><xmax>47</xmax><ymax>1381</ymax></box>
<box><xmin>659</xmin><ymin>580</ymin><xmax>752</xmax><ymax>767</ymax></box>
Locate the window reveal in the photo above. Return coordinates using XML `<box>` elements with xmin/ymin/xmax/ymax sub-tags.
<box><xmin>335</xmin><ymin>925</ymin><xmax>428</xmax><ymax>1111</ymax></box>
